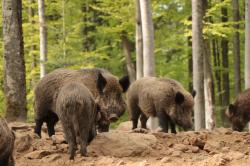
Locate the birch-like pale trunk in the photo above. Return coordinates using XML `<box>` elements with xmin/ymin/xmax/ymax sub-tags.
<box><xmin>192</xmin><ymin>0</ymin><xmax>206</xmax><ymax>130</ymax></box>
<box><xmin>38</xmin><ymin>0</ymin><xmax>47</xmax><ymax>78</ymax></box>
<box><xmin>245</xmin><ymin>0</ymin><xmax>250</xmax><ymax>131</ymax></box>
<box><xmin>204</xmin><ymin>41</ymin><xmax>215</xmax><ymax>130</ymax></box>
<box><xmin>139</xmin><ymin>0</ymin><xmax>155</xmax><ymax>77</ymax></box>
<box><xmin>136</xmin><ymin>0</ymin><xmax>143</xmax><ymax>79</ymax></box>
<box><xmin>3</xmin><ymin>0</ymin><xmax>27</xmax><ymax>121</ymax></box>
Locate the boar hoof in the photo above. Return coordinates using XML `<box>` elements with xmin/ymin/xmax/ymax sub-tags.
<box><xmin>109</xmin><ymin>114</ymin><xmax>119</xmax><ymax>122</ymax></box>
<box><xmin>80</xmin><ymin>148</ymin><xmax>87</xmax><ymax>157</ymax></box>
<box><xmin>132</xmin><ymin>128</ymin><xmax>149</xmax><ymax>134</ymax></box>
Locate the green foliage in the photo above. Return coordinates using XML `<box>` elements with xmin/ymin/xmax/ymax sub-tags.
<box><xmin>0</xmin><ymin>0</ymin><xmax>247</xmax><ymax>128</ymax></box>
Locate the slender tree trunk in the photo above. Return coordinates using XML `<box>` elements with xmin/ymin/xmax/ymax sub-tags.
<box><xmin>221</xmin><ymin>3</ymin><xmax>230</xmax><ymax>127</ymax></box>
<box><xmin>213</xmin><ymin>39</ymin><xmax>223</xmax><ymax>108</ymax></box>
<box><xmin>29</xmin><ymin>0</ymin><xmax>37</xmax><ymax>88</ymax></box>
<box><xmin>136</xmin><ymin>0</ymin><xmax>143</xmax><ymax>79</ymax></box>
<box><xmin>38</xmin><ymin>0</ymin><xmax>47</xmax><ymax>78</ymax></box>
<box><xmin>121</xmin><ymin>34</ymin><xmax>136</xmax><ymax>82</ymax></box>
<box><xmin>3</xmin><ymin>0</ymin><xmax>27</xmax><ymax>121</ymax></box>
<box><xmin>204</xmin><ymin>40</ymin><xmax>215</xmax><ymax>130</ymax></box>
<box><xmin>192</xmin><ymin>0</ymin><xmax>206</xmax><ymax>130</ymax></box>
<box><xmin>188</xmin><ymin>36</ymin><xmax>193</xmax><ymax>92</ymax></box>
<box><xmin>139</xmin><ymin>0</ymin><xmax>155</xmax><ymax>77</ymax></box>
<box><xmin>245</xmin><ymin>0</ymin><xmax>250</xmax><ymax>131</ymax></box>
<box><xmin>62</xmin><ymin>0</ymin><xmax>66</xmax><ymax>58</ymax></box>
<box><xmin>82</xmin><ymin>2</ymin><xmax>90</xmax><ymax>51</ymax></box>
<box><xmin>232</xmin><ymin>0</ymin><xmax>241</xmax><ymax>96</ymax></box>
<box><xmin>188</xmin><ymin>16</ymin><xmax>193</xmax><ymax>92</ymax></box>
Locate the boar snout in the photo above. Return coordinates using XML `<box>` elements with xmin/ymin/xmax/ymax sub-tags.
<box><xmin>182</xmin><ymin>121</ymin><xmax>193</xmax><ymax>131</ymax></box>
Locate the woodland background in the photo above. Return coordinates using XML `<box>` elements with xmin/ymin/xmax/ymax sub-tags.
<box><xmin>0</xmin><ymin>0</ymin><xmax>246</xmax><ymax>128</ymax></box>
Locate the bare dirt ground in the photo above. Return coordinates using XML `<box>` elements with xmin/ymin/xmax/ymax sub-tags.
<box><xmin>9</xmin><ymin>121</ymin><xmax>250</xmax><ymax>166</ymax></box>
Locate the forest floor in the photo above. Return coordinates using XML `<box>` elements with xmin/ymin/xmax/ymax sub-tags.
<box><xmin>10</xmin><ymin>121</ymin><xmax>250</xmax><ymax>166</ymax></box>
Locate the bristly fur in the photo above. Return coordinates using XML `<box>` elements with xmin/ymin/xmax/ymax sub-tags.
<box><xmin>34</xmin><ymin>68</ymin><xmax>129</xmax><ymax>137</ymax></box>
<box><xmin>226</xmin><ymin>88</ymin><xmax>250</xmax><ymax>131</ymax></box>
<box><xmin>56</xmin><ymin>82</ymin><xmax>98</xmax><ymax>160</ymax></box>
<box><xmin>0</xmin><ymin>117</ymin><xmax>15</xmax><ymax>166</ymax></box>
<box><xmin>127</xmin><ymin>77</ymin><xmax>194</xmax><ymax>133</ymax></box>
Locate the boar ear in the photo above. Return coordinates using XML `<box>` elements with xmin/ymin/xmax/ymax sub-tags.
<box><xmin>175</xmin><ymin>92</ymin><xmax>185</xmax><ymax>105</ymax></box>
<box><xmin>191</xmin><ymin>90</ymin><xmax>196</xmax><ymax>98</ymax></box>
<box><xmin>119</xmin><ymin>75</ymin><xmax>130</xmax><ymax>92</ymax></box>
<box><xmin>228</xmin><ymin>104</ymin><xmax>236</xmax><ymax>115</ymax></box>
<box><xmin>96</xmin><ymin>104</ymin><xmax>101</xmax><ymax>121</ymax></box>
<box><xmin>97</xmin><ymin>73</ymin><xmax>107</xmax><ymax>94</ymax></box>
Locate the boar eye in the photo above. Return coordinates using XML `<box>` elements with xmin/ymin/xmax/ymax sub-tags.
<box><xmin>116</xmin><ymin>93</ymin><xmax>122</xmax><ymax>99</ymax></box>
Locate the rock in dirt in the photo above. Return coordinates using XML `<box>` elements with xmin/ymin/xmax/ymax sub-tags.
<box><xmin>43</xmin><ymin>154</ymin><xmax>62</xmax><ymax>162</ymax></box>
<box><xmin>88</xmin><ymin>131</ymin><xmax>157</xmax><ymax>157</ymax></box>
<box><xmin>160</xmin><ymin>157</ymin><xmax>171</xmax><ymax>163</ymax></box>
<box><xmin>171</xmin><ymin>150</ymin><xmax>182</xmax><ymax>157</ymax></box>
<box><xmin>16</xmin><ymin>134</ymin><xmax>32</xmax><ymax>152</ymax></box>
<box><xmin>173</xmin><ymin>144</ymin><xmax>188</xmax><ymax>152</ymax></box>
<box><xmin>24</xmin><ymin>150</ymin><xmax>52</xmax><ymax>159</ymax></box>
<box><xmin>9</xmin><ymin>122</ymin><xmax>34</xmax><ymax>131</ymax></box>
<box><xmin>116</xmin><ymin>121</ymin><xmax>133</xmax><ymax>131</ymax></box>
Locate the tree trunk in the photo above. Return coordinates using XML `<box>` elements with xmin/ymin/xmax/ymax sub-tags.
<box><xmin>3</xmin><ymin>0</ymin><xmax>27</xmax><ymax>121</ymax></box>
<box><xmin>212</xmin><ymin>39</ymin><xmax>223</xmax><ymax>108</ymax></box>
<box><xmin>204</xmin><ymin>40</ymin><xmax>215</xmax><ymax>130</ymax></box>
<box><xmin>192</xmin><ymin>0</ymin><xmax>206</xmax><ymax>130</ymax></box>
<box><xmin>62</xmin><ymin>0</ymin><xmax>66</xmax><ymax>57</ymax></box>
<box><xmin>38</xmin><ymin>0</ymin><xmax>47</xmax><ymax>78</ymax></box>
<box><xmin>188</xmin><ymin>16</ymin><xmax>193</xmax><ymax>92</ymax></box>
<box><xmin>232</xmin><ymin>0</ymin><xmax>241</xmax><ymax>96</ymax></box>
<box><xmin>121</xmin><ymin>34</ymin><xmax>136</xmax><ymax>83</ymax></box>
<box><xmin>221</xmin><ymin>3</ymin><xmax>230</xmax><ymax>127</ymax></box>
<box><xmin>29</xmin><ymin>0</ymin><xmax>37</xmax><ymax>88</ymax></box>
<box><xmin>136</xmin><ymin>0</ymin><xmax>143</xmax><ymax>79</ymax></box>
<box><xmin>188</xmin><ymin>36</ymin><xmax>193</xmax><ymax>92</ymax></box>
<box><xmin>139</xmin><ymin>0</ymin><xmax>155</xmax><ymax>77</ymax></box>
<box><xmin>245</xmin><ymin>0</ymin><xmax>250</xmax><ymax>131</ymax></box>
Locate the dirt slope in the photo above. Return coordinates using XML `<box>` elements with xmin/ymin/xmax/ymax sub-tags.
<box><xmin>8</xmin><ymin>121</ymin><xmax>250</xmax><ymax>166</ymax></box>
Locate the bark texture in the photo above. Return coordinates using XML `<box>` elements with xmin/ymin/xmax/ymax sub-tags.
<box><xmin>3</xmin><ymin>0</ymin><xmax>27</xmax><ymax>121</ymax></box>
<box><xmin>139</xmin><ymin>0</ymin><xmax>155</xmax><ymax>77</ymax></box>
<box><xmin>232</xmin><ymin>0</ymin><xmax>241</xmax><ymax>96</ymax></box>
<box><xmin>136</xmin><ymin>0</ymin><xmax>143</xmax><ymax>79</ymax></box>
<box><xmin>38</xmin><ymin>0</ymin><xmax>47</xmax><ymax>78</ymax></box>
<box><xmin>192</xmin><ymin>0</ymin><xmax>206</xmax><ymax>130</ymax></box>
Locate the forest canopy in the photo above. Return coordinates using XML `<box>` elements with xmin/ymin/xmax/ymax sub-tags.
<box><xmin>0</xmin><ymin>0</ymin><xmax>246</xmax><ymax>127</ymax></box>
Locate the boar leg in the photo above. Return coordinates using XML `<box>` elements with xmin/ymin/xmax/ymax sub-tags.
<box><xmin>34</xmin><ymin>118</ymin><xmax>44</xmax><ymax>137</ymax></box>
<box><xmin>62</xmin><ymin>122</ymin><xmax>77</xmax><ymax>160</ymax></box>
<box><xmin>0</xmin><ymin>155</ymin><xmax>10</xmax><ymax>166</ymax></box>
<box><xmin>157</xmin><ymin>111</ymin><xmax>169</xmax><ymax>133</ymax></box>
<box><xmin>46</xmin><ymin>111</ymin><xmax>59</xmax><ymax>137</ymax></box>
<box><xmin>130</xmin><ymin>105</ymin><xmax>142</xmax><ymax>130</ymax></box>
<box><xmin>74</xmin><ymin>117</ymin><xmax>89</xmax><ymax>157</ymax></box>
<box><xmin>165</xmin><ymin>114</ymin><xmax>176</xmax><ymax>134</ymax></box>
<box><xmin>78</xmin><ymin>129</ymin><xmax>88</xmax><ymax>157</ymax></box>
<box><xmin>140</xmin><ymin>113</ymin><xmax>148</xmax><ymax>129</ymax></box>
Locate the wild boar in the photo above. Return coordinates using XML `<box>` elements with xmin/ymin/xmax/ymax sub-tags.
<box><xmin>34</xmin><ymin>68</ymin><xmax>129</xmax><ymax>137</ymax></box>
<box><xmin>0</xmin><ymin>118</ymin><xmax>15</xmax><ymax>166</ymax></box>
<box><xmin>56</xmin><ymin>82</ymin><xmax>98</xmax><ymax>160</ymax></box>
<box><xmin>127</xmin><ymin>77</ymin><xmax>195</xmax><ymax>133</ymax></box>
<box><xmin>226</xmin><ymin>88</ymin><xmax>250</xmax><ymax>131</ymax></box>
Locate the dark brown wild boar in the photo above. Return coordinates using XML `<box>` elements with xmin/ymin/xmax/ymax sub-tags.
<box><xmin>127</xmin><ymin>77</ymin><xmax>195</xmax><ymax>133</ymax></box>
<box><xmin>226</xmin><ymin>88</ymin><xmax>250</xmax><ymax>131</ymax></box>
<box><xmin>34</xmin><ymin>68</ymin><xmax>129</xmax><ymax>137</ymax></box>
<box><xmin>0</xmin><ymin>118</ymin><xmax>15</xmax><ymax>166</ymax></box>
<box><xmin>56</xmin><ymin>82</ymin><xmax>98</xmax><ymax>160</ymax></box>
